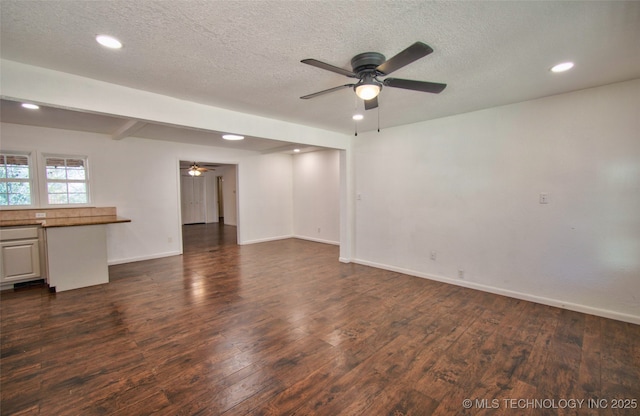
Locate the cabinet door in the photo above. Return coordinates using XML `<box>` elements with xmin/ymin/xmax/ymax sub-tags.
<box><xmin>0</xmin><ymin>239</ymin><xmax>41</xmax><ymax>283</ymax></box>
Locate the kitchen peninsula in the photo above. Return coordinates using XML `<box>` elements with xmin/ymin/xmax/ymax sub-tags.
<box><xmin>0</xmin><ymin>207</ymin><xmax>130</xmax><ymax>292</ymax></box>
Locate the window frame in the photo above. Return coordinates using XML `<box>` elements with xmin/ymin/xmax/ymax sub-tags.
<box><xmin>39</xmin><ymin>153</ymin><xmax>92</xmax><ymax>207</ymax></box>
<box><xmin>0</xmin><ymin>151</ymin><xmax>37</xmax><ymax>209</ymax></box>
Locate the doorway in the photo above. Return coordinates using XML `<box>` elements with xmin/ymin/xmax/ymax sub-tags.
<box><xmin>179</xmin><ymin>160</ymin><xmax>239</xmax><ymax>250</ymax></box>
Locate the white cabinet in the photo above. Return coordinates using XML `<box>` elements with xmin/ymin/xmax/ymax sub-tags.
<box><xmin>0</xmin><ymin>227</ymin><xmax>41</xmax><ymax>285</ymax></box>
<box><xmin>45</xmin><ymin>224</ymin><xmax>108</xmax><ymax>292</ymax></box>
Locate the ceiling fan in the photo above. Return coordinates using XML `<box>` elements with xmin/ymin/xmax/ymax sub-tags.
<box><xmin>181</xmin><ymin>162</ymin><xmax>217</xmax><ymax>176</ymax></box>
<box><xmin>300</xmin><ymin>42</ymin><xmax>446</xmax><ymax>110</ymax></box>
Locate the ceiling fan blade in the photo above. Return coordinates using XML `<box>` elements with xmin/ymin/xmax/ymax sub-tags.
<box><xmin>376</xmin><ymin>42</ymin><xmax>434</xmax><ymax>75</ymax></box>
<box><xmin>300</xmin><ymin>84</ymin><xmax>354</xmax><ymax>99</ymax></box>
<box><xmin>383</xmin><ymin>78</ymin><xmax>446</xmax><ymax>94</ymax></box>
<box><xmin>301</xmin><ymin>59</ymin><xmax>356</xmax><ymax>78</ymax></box>
<box><xmin>364</xmin><ymin>96</ymin><xmax>378</xmax><ymax>110</ymax></box>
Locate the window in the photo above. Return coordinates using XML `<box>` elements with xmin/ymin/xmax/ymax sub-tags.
<box><xmin>0</xmin><ymin>153</ymin><xmax>33</xmax><ymax>207</ymax></box>
<box><xmin>44</xmin><ymin>156</ymin><xmax>89</xmax><ymax>205</ymax></box>
<box><xmin>0</xmin><ymin>152</ymin><xmax>91</xmax><ymax>208</ymax></box>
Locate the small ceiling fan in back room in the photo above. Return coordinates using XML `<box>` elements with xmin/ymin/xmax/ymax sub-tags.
<box><xmin>300</xmin><ymin>42</ymin><xmax>447</xmax><ymax>133</ymax></box>
<box><xmin>181</xmin><ymin>162</ymin><xmax>218</xmax><ymax>176</ymax></box>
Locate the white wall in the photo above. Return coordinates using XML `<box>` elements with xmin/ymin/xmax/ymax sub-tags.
<box><xmin>354</xmin><ymin>79</ymin><xmax>640</xmax><ymax>323</ymax></box>
<box><xmin>293</xmin><ymin>149</ymin><xmax>340</xmax><ymax>244</ymax></box>
<box><xmin>237</xmin><ymin>152</ymin><xmax>294</xmax><ymax>244</ymax></box>
<box><xmin>203</xmin><ymin>171</ymin><xmax>218</xmax><ymax>223</ymax></box>
<box><xmin>0</xmin><ymin>122</ymin><xmax>294</xmax><ymax>263</ymax></box>
<box><xmin>216</xmin><ymin>165</ymin><xmax>238</xmax><ymax>226</ymax></box>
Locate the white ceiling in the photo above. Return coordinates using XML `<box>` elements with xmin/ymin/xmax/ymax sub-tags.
<box><xmin>1</xmin><ymin>1</ymin><xmax>639</xmax><ymax>142</ymax></box>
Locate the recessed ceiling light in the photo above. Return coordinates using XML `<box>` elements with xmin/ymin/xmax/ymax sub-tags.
<box><xmin>550</xmin><ymin>62</ymin><xmax>574</xmax><ymax>73</ymax></box>
<box><xmin>293</xmin><ymin>149</ymin><xmax>301</xmax><ymax>153</ymax></box>
<box><xmin>21</xmin><ymin>103</ymin><xmax>39</xmax><ymax>110</ymax></box>
<box><xmin>352</xmin><ymin>114</ymin><xmax>364</xmax><ymax>121</ymax></box>
<box><xmin>222</xmin><ymin>134</ymin><xmax>244</xmax><ymax>141</ymax></box>
<box><xmin>96</xmin><ymin>34</ymin><xmax>123</xmax><ymax>49</ymax></box>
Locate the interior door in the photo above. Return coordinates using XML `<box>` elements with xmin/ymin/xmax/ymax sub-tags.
<box><xmin>181</xmin><ymin>175</ymin><xmax>206</xmax><ymax>224</ymax></box>
<box><xmin>192</xmin><ymin>176</ymin><xmax>205</xmax><ymax>223</ymax></box>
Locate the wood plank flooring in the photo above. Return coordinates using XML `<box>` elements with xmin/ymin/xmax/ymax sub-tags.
<box><xmin>2</xmin><ymin>223</ymin><xmax>639</xmax><ymax>415</ymax></box>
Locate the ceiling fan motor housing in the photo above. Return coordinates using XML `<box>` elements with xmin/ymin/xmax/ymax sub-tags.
<box><xmin>351</xmin><ymin>52</ymin><xmax>386</xmax><ymax>75</ymax></box>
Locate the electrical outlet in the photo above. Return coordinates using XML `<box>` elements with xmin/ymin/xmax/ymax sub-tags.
<box><xmin>430</xmin><ymin>250</ymin><xmax>437</xmax><ymax>261</ymax></box>
<box><xmin>539</xmin><ymin>193</ymin><xmax>549</xmax><ymax>204</ymax></box>
<box><xmin>458</xmin><ymin>269</ymin><xmax>465</xmax><ymax>279</ymax></box>
<box><xmin>317</xmin><ymin>227</ymin><xmax>321</xmax><ymax>233</ymax></box>
<box><xmin>35</xmin><ymin>212</ymin><xmax>46</xmax><ymax>218</ymax></box>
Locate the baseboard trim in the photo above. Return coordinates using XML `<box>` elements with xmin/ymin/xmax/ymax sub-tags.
<box><xmin>108</xmin><ymin>250</ymin><xmax>182</xmax><ymax>266</ymax></box>
<box><xmin>293</xmin><ymin>235</ymin><xmax>340</xmax><ymax>246</ymax></box>
<box><xmin>239</xmin><ymin>235</ymin><xmax>294</xmax><ymax>245</ymax></box>
<box><xmin>240</xmin><ymin>235</ymin><xmax>340</xmax><ymax>246</ymax></box>
<box><xmin>353</xmin><ymin>258</ymin><xmax>640</xmax><ymax>325</ymax></box>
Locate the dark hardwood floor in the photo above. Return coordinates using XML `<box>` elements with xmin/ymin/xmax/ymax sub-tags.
<box><xmin>2</xmin><ymin>223</ymin><xmax>639</xmax><ymax>415</ymax></box>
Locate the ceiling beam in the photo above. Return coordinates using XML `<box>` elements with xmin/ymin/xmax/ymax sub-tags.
<box><xmin>111</xmin><ymin>119</ymin><xmax>147</xmax><ymax>140</ymax></box>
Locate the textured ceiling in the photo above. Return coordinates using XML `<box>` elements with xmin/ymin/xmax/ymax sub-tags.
<box><xmin>1</xmin><ymin>0</ymin><xmax>639</xmax><ymax>137</ymax></box>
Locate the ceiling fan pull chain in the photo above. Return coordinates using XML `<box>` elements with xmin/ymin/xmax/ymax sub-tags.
<box><xmin>377</xmin><ymin>106</ymin><xmax>380</xmax><ymax>132</ymax></box>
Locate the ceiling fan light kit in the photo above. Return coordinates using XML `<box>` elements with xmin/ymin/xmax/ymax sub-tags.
<box><xmin>300</xmin><ymin>42</ymin><xmax>447</xmax><ymax>120</ymax></box>
<box><xmin>185</xmin><ymin>162</ymin><xmax>213</xmax><ymax>176</ymax></box>
<box><xmin>355</xmin><ymin>81</ymin><xmax>381</xmax><ymax>100</ymax></box>
<box><xmin>188</xmin><ymin>163</ymin><xmax>204</xmax><ymax>176</ymax></box>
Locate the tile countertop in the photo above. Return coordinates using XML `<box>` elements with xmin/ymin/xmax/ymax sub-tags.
<box><xmin>0</xmin><ymin>216</ymin><xmax>131</xmax><ymax>228</ymax></box>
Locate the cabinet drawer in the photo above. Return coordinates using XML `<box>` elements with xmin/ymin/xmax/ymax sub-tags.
<box><xmin>0</xmin><ymin>227</ymin><xmax>39</xmax><ymax>241</ymax></box>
